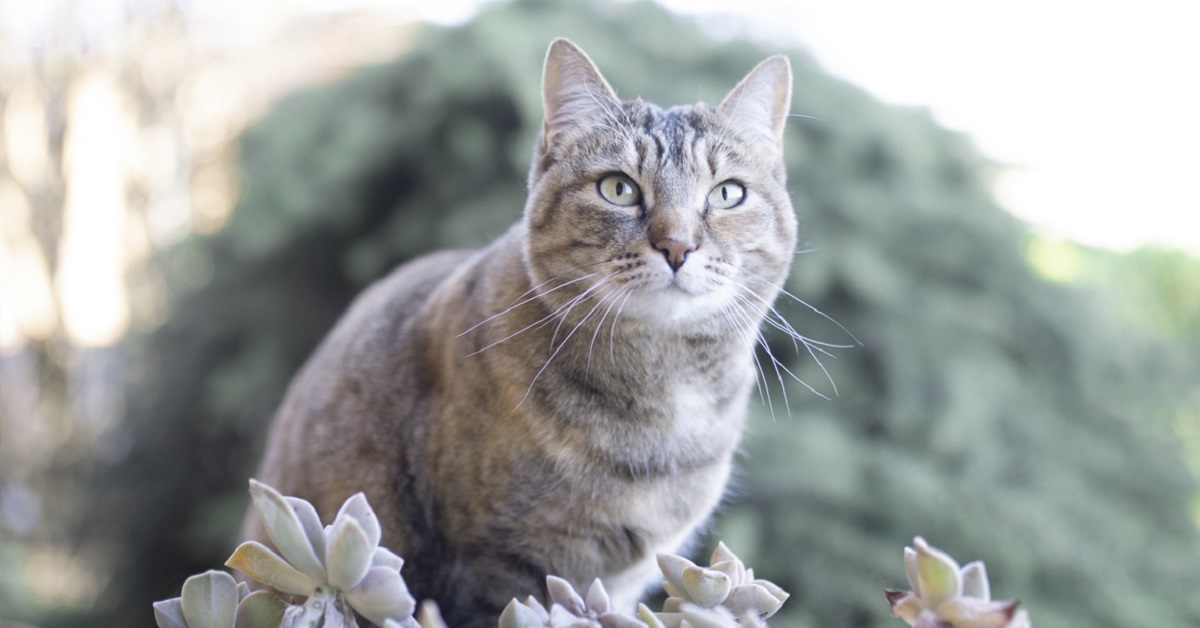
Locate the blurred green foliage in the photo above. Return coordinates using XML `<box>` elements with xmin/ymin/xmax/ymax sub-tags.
<box><xmin>27</xmin><ymin>1</ymin><xmax>1200</xmax><ymax>626</ymax></box>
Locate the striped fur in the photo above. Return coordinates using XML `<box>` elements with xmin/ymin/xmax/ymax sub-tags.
<box><xmin>245</xmin><ymin>39</ymin><xmax>796</xmax><ymax>626</ymax></box>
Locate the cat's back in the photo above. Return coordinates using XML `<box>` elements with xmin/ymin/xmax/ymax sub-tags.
<box><xmin>252</xmin><ymin>246</ymin><xmax>477</xmax><ymax>518</ymax></box>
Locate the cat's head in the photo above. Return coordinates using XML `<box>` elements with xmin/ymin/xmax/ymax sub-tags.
<box><xmin>523</xmin><ymin>38</ymin><xmax>797</xmax><ymax>330</ymax></box>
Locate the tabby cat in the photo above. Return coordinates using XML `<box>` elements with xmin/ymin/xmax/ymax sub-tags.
<box><xmin>244</xmin><ymin>38</ymin><xmax>796</xmax><ymax>626</ymax></box>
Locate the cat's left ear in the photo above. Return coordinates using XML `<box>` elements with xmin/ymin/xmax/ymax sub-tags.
<box><xmin>540</xmin><ymin>38</ymin><xmax>621</xmax><ymax>153</ymax></box>
<box><xmin>718</xmin><ymin>56</ymin><xmax>793</xmax><ymax>149</ymax></box>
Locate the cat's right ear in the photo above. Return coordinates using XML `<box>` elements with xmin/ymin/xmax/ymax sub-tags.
<box><xmin>539</xmin><ymin>38</ymin><xmax>620</xmax><ymax>154</ymax></box>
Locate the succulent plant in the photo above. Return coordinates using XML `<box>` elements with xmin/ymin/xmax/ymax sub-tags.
<box><xmin>655</xmin><ymin>542</ymin><xmax>788</xmax><ymax>623</ymax></box>
<box><xmin>498</xmin><ymin>576</ymin><xmax>658</xmax><ymax>628</ymax></box>
<box><xmin>222</xmin><ymin>480</ymin><xmax>418</xmax><ymax>628</ymax></box>
<box><xmin>153</xmin><ymin>569</ymin><xmax>287</xmax><ymax>628</ymax></box>
<box><xmin>495</xmin><ymin>542</ymin><xmax>785</xmax><ymax>628</ymax></box>
<box><xmin>885</xmin><ymin>537</ymin><xmax>1031</xmax><ymax>628</ymax></box>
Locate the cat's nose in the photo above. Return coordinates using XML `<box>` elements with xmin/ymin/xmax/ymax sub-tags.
<box><xmin>653</xmin><ymin>237</ymin><xmax>697</xmax><ymax>272</ymax></box>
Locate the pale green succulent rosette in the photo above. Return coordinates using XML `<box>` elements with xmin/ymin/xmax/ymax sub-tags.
<box><xmin>656</xmin><ymin>542</ymin><xmax>788</xmax><ymax>622</ymax></box>
<box><xmin>152</xmin><ymin>570</ymin><xmax>287</xmax><ymax>628</ymax></box>
<box><xmin>225</xmin><ymin>479</ymin><xmax>417</xmax><ymax>627</ymax></box>
<box><xmin>886</xmin><ymin>537</ymin><xmax>1031</xmax><ymax>628</ymax></box>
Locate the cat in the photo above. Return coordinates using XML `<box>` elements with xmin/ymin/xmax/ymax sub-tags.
<box><xmin>243</xmin><ymin>38</ymin><xmax>796</xmax><ymax>626</ymax></box>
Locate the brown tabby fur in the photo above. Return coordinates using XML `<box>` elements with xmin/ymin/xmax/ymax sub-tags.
<box><xmin>243</xmin><ymin>39</ymin><xmax>796</xmax><ymax>626</ymax></box>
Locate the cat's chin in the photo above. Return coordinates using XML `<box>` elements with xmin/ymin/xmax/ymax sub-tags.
<box><xmin>620</xmin><ymin>283</ymin><xmax>734</xmax><ymax>326</ymax></box>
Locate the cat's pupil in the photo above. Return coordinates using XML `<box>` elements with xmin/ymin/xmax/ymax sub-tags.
<box><xmin>616</xmin><ymin>182</ymin><xmax>627</xmax><ymax>197</ymax></box>
<box><xmin>721</xmin><ymin>186</ymin><xmax>728</xmax><ymax>201</ymax></box>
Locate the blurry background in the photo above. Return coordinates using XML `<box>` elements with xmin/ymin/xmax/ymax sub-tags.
<box><xmin>2</xmin><ymin>1</ymin><xmax>1199</xmax><ymax>626</ymax></box>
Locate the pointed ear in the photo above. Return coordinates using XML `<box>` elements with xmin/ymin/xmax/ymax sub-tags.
<box><xmin>540</xmin><ymin>38</ymin><xmax>620</xmax><ymax>151</ymax></box>
<box><xmin>718</xmin><ymin>55</ymin><xmax>792</xmax><ymax>149</ymax></box>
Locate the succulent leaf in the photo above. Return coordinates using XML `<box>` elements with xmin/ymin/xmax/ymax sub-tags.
<box><xmin>546</xmin><ymin>575</ymin><xmax>588</xmax><ymax>615</ymax></box>
<box><xmin>344</xmin><ymin>566</ymin><xmax>416</xmax><ymax>626</ymax></box>
<box><xmin>707</xmin><ymin>561</ymin><xmax>744</xmax><ymax>586</ymax></box>
<box><xmin>335</xmin><ymin>492</ymin><xmax>383</xmax><ymax>549</ymax></box>
<box><xmin>637</xmin><ymin>604</ymin><xmax>666</xmax><ymax>628</ymax></box>
<box><xmin>248</xmin><ymin>479</ymin><xmax>326</xmax><ymax>582</ymax></box>
<box><xmin>681</xmin><ymin>566</ymin><xmax>730</xmax><ymax>608</ymax></box>
<box><xmin>656</xmin><ymin>554</ymin><xmax>697</xmax><ymax>598</ymax></box>
<box><xmin>600</xmin><ymin>612</ymin><xmax>650</xmax><ymax>628</ymax></box>
<box><xmin>325</xmin><ymin>516</ymin><xmax>374</xmax><ymax>591</ymax></box>
<box><xmin>284</xmin><ymin>496</ymin><xmax>328</xmax><ymax>565</ymax></box>
<box><xmin>904</xmin><ymin>546</ymin><xmax>920</xmax><ymax>597</ymax></box>
<box><xmin>912</xmin><ymin>537</ymin><xmax>961</xmax><ymax>610</ymax></box>
<box><xmin>586</xmin><ymin>578</ymin><xmax>612</xmax><ymax>614</ymax></box>
<box><xmin>709</xmin><ymin>543</ymin><xmax>739</xmax><ymax>570</ymax></box>
<box><xmin>721</xmin><ymin>583</ymin><xmax>781</xmax><ymax>618</ymax></box>
<box><xmin>678</xmin><ymin>603</ymin><xmax>738</xmax><ymax>628</ymax></box>
<box><xmin>750</xmin><ymin>580</ymin><xmax>789</xmax><ymax>609</ymax></box>
<box><xmin>233</xmin><ymin>590</ymin><xmax>288</xmax><ymax>628</ymax></box>
<box><xmin>372</xmin><ymin>546</ymin><xmax>405</xmax><ymax>572</ymax></box>
<box><xmin>960</xmin><ymin>561</ymin><xmax>990</xmax><ymax>602</ymax></box>
<box><xmin>500</xmin><ymin>598</ymin><xmax>546</xmax><ymax>628</ymax></box>
<box><xmin>936</xmin><ymin>597</ymin><xmax>1020</xmax><ymax>627</ymax></box>
<box><xmin>153</xmin><ymin>597</ymin><xmax>188</xmax><ymax>628</ymax></box>
<box><xmin>417</xmin><ymin>600</ymin><xmax>449</xmax><ymax>628</ymax></box>
<box><xmin>181</xmin><ymin>570</ymin><xmax>239</xmax><ymax>628</ymax></box>
<box><xmin>226</xmin><ymin>541</ymin><xmax>318</xmax><ymax>597</ymax></box>
<box><xmin>524</xmin><ymin>596</ymin><xmax>551</xmax><ymax>623</ymax></box>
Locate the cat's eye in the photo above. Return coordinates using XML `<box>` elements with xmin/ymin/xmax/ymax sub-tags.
<box><xmin>597</xmin><ymin>174</ymin><xmax>641</xmax><ymax>207</ymax></box>
<box><xmin>707</xmin><ymin>181</ymin><xmax>746</xmax><ymax>210</ymax></box>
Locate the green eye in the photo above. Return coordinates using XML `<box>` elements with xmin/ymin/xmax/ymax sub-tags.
<box><xmin>598</xmin><ymin>174</ymin><xmax>641</xmax><ymax>206</ymax></box>
<box><xmin>707</xmin><ymin>181</ymin><xmax>746</xmax><ymax>209</ymax></box>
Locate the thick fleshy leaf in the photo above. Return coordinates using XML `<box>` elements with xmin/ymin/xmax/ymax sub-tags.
<box><xmin>708</xmin><ymin>543</ymin><xmax>739</xmax><ymax>571</ymax></box>
<box><xmin>637</xmin><ymin>604</ymin><xmax>666</xmax><ymax>628</ymax></box>
<box><xmin>721</xmin><ymin>583</ymin><xmax>781</xmax><ymax>618</ymax></box>
<box><xmin>499</xmin><ymin>599</ymin><xmax>546</xmax><ymax>628</ymax></box>
<box><xmin>248</xmin><ymin>480</ymin><xmax>326</xmax><ymax>582</ymax></box>
<box><xmin>586</xmin><ymin>578</ymin><xmax>612</xmax><ymax>613</ymax></box>
<box><xmin>960</xmin><ymin>561</ymin><xmax>991</xmax><ymax>601</ymax></box>
<box><xmin>904</xmin><ymin>546</ymin><xmax>920</xmax><ymax>598</ymax></box>
<box><xmin>335</xmin><ymin>492</ymin><xmax>382</xmax><ymax>549</ymax></box>
<box><xmin>679</xmin><ymin>603</ymin><xmax>737</xmax><ymax>628</ymax></box>
<box><xmin>546</xmin><ymin>575</ymin><xmax>587</xmax><ymax>615</ymax></box>
<box><xmin>707</xmin><ymin>560</ymin><xmax>745</xmax><ymax>586</ymax></box>
<box><xmin>913</xmin><ymin>537</ymin><xmax>961</xmax><ymax>610</ymax></box>
<box><xmin>652</xmin><ymin>612</ymin><xmax>684</xmax><ymax>628</ymax></box>
<box><xmin>524</xmin><ymin>596</ymin><xmax>551</xmax><ymax>623</ymax></box>
<box><xmin>600</xmin><ymin>611</ymin><xmax>650</xmax><ymax>628</ymax></box>
<box><xmin>417</xmin><ymin>600</ymin><xmax>449</xmax><ymax>628</ymax></box>
<box><xmin>656</xmin><ymin>554</ymin><xmax>696</xmax><ymax>598</ymax></box>
<box><xmin>372</xmin><ymin>546</ymin><xmax>405</xmax><ymax>572</ymax></box>
<box><xmin>234</xmin><ymin>590</ymin><xmax>287</xmax><ymax>628</ymax></box>
<box><xmin>936</xmin><ymin>597</ymin><xmax>1021</xmax><ymax>627</ymax></box>
<box><xmin>153</xmin><ymin>598</ymin><xmax>187</xmax><ymax>628</ymax></box>
<box><xmin>681</xmin><ymin>567</ymin><xmax>730</xmax><ymax>608</ymax></box>
<box><xmin>325</xmin><ymin>516</ymin><xmax>374</xmax><ymax>591</ymax></box>
<box><xmin>181</xmin><ymin>570</ymin><xmax>239</xmax><ymax>628</ymax></box>
<box><xmin>751</xmin><ymin>579</ymin><xmax>789</xmax><ymax>606</ymax></box>
<box><xmin>662</xmin><ymin>597</ymin><xmax>686</xmax><ymax>613</ymax></box>
<box><xmin>226</xmin><ymin>541</ymin><xmax>318</xmax><ymax>597</ymax></box>
<box><xmin>547</xmin><ymin>603</ymin><xmax>579</xmax><ymax>625</ymax></box>
<box><xmin>886</xmin><ymin>589</ymin><xmax>924</xmax><ymax>623</ymax></box>
<box><xmin>284</xmin><ymin>496</ymin><xmax>327</xmax><ymax>565</ymax></box>
<box><xmin>344</xmin><ymin>566</ymin><xmax>416</xmax><ymax>625</ymax></box>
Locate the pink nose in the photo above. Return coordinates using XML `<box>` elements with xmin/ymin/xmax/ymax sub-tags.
<box><xmin>653</xmin><ymin>237</ymin><xmax>697</xmax><ymax>272</ymax></box>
